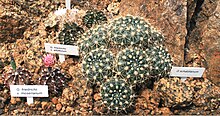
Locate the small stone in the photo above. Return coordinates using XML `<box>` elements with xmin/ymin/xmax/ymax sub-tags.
<box><xmin>52</xmin><ymin>112</ymin><xmax>57</xmax><ymax>115</ymax></box>
<box><xmin>66</xmin><ymin>106</ymin><xmax>73</xmax><ymax>113</ymax></box>
<box><xmin>51</xmin><ymin>97</ymin><xmax>58</xmax><ymax>104</ymax></box>
<box><xmin>13</xmin><ymin>110</ymin><xmax>18</xmax><ymax>114</ymax></box>
<box><xmin>10</xmin><ymin>97</ymin><xmax>17</xmax><ymax>105</ymax></box>
<box><xmin>94</xmin><ymin>93</ymin><xmax>101</xmax><ymax>101</ymax></box>
<box><xmin>0</xmin><ymin>109</ymin><xmax>4</xmax><ymax>115</ymax></box>
<box><xmin>15</xmin><ymin>98</ymin><xmax>21</xmax><ymax>102</ymax></box>
<box><xmin>41</xmin><ymin>102</ymin><xmax>48</xmax><ymax>109</ymax></box>
<box><xmin>56</xmin><ymin>103</ymin><xmax>62</xmax><ymax>111</ymax></box>
<box><xmin>159</xmin><ymin>107</ymin><xmax>171</xmax><ymax>115</ymax></box>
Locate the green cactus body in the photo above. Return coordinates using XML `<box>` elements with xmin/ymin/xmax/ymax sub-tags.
<box><xmin>109</xmin><ymin>16</ymin><xmax>151</xmax><ymax>47</ymax></box>
<box><xmin>58</xmin><ymin>23</ymin><xmax>84</xmax><ymax>45</ymax></box>
<box><xmin>78</xmin><ymin>25</ymin><xmax>109</xmax><ymax>56</ymax></box>
<box><xmin>83</xmin><ymin>9</ymin><xmax>107</xmax><ymax>28</ymax></box>
<box><xmin>115</xmin><ymin>47</ymin><xmax>150</xmax><ymax>84</ymax></box>
<box><xmin>146</xmin><ymin>45</ymin><xmax>172</xmax><ymax>78</ymax></box>
<box><xmin>82</xmin><ymin>48</ymin><xmax>114</xmax><ymax>85</ymax></box>
<box><xmin>100</xmin><ymin>78</ymin><xmax>134</xmax><ymax>113</ymax></box>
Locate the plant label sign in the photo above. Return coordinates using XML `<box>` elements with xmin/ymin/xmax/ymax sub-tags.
<box><xmin>170</xmin><ymin>67</ymin><xmax>205</xmax><ymax>81</ymax></box>
<box><xmin>45</xmin><ymin>43</ymin><xmax>79</xmax><ymax>62</ymax></box>
<box><xmin>10</xmin><ymin>85</ymin><xmax>48</xmax><ymax>105</ymax></box>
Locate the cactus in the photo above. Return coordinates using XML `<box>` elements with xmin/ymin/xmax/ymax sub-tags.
<box><xmin>146</xmin><ymin>45</ymin><xmax>172</xmax><ymax>78</ymax></box>
<box><xmin>58</xmin><ymin>22</ymin><xmax>84</xmax><ymax>45</ymax></box>
<box><xmin>108</xmin><ymin>15</ymin><xmax>152</xmax><ymax>47</ymax></box>
<box><xmin>155</xmin><ymin>78</ymin><xmax>194</xmax><ymax>108</ymax></box>
<box><xmin>83</xmin><ymin>9</ymin><xmax>107</xmax><ymax>28</ymax></box>
<box><xmin>100</xmin><ymin>78</ymin><xmax>134</xmax><ymax>113</ymax></box>
<box><xmin>82</xmin><ymin>48</ymin><xmax>114</xmax><ymax>86</ymax></box>
<box><xmin>78</xmin><ymin>24</ymin><xmax>109</xmax><ymax>56</ymax></box>
<box><xmin>2</xmin><ymin>56</ymin><xmax>32</xmax><ymax>89</ymax></box>
<box><xmin>38</xmin><ymin>54</ymin><xmax>68</xmax><ymax>96</ymax></box>
<box><xmin>115</xmin><ymin>47</ymin><xmax>150</xmax><ymax>84</ymax></box>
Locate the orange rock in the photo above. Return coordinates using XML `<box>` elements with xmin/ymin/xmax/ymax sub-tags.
<box><xmin>56</xmin><ymin>103</ymin><xmax>62</xmax><ymax>111</ymax></box>
<box><xmin>51</xmin><ymin>97</ymin><xmax>58</xmax><ymax>105</ymax></box>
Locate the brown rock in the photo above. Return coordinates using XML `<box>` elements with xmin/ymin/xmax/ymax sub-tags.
<box><xmin>10</xmin><ymin>97</ymin><xmax>16</xmax><ymax>105</ymax></box>
<box><xmin>159</xmin><ymin>107</ymin><xmax>171</xmax><ymax>115</ymax></box>
<box><xmin>93</xmin><ymin>93</ymin><xmax>101</xmax><ymax>101</ymax></box>
<box><xmin>51</xmin><ymin>97</ymin><xmax>58</xmax><ymax>105</ymax></box>
<box><xmin>66</xmin><ymin>106</ymin><xmax>74</xmax><ymax>113</ymax></box>
<box><xmin>119</xmin><ymin>0</ymin><xmax>187</xmax><ymax>66</ymax></box>
<box><xmin>186</xmin><ymin>0</ymin><xmax>220</xmax><ymax>86</ymax></box>
<box><xmin>41</xmin><ymin>102</ymin><xmax>48</xmax><ymax>110</ymax></box>
<box><xmin>56</xmin><ymin>103</ymin><xmax>62</xmax><ymax>111</ymax></box>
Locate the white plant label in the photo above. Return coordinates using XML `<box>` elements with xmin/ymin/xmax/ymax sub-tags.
<box><xmin>66</xmin><ymin>0</ymin><xmax>71</xmax><ymax>9</ymax></box>
<box><xmin>170</xmin><ymin>67</ymin><xmax>205</xmax><ymax>78</ymax></box>
<box><xmin>45</xmin><ymin>43</ymin><xmax>79</xmax><ymax>56</ymax></box>
<box><xmin>10</xmin><ymin>85</ymin><xmax>48</xmax><ymax>105</ymax></box>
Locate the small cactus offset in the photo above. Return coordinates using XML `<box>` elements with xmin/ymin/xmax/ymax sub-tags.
<box><xmin>78</xmin><ymin>24</ymin><xmax>109</xmax><ymax>56</ymax></box>
<box><xmin>83</xmin><ymin>9</ymin><xmax>107</xmax><ymax>28</ymax></box>
<box><xmin>2</xmin><ymin>56</ymin><xmax>32</xmax><ymax>89</ymax></box>
<box><xmin>115</xmin><ymin>47</ymin><xmax>150</xmax><ymax>84</ymax></box>
<box><xmin>58</xmin><ymin>22</ymin><xmax>84</xmax><ymax>45</ymax></box>
<box><xmin>146</xmin><ymin>45</ymin><xmax>172</xmax><ymax>78</ymax></box>
<box><xmin>38</xmin><ymin>54</ymin><xmax>68</xmax><ymax>96</ymax></box>
<box><xmin>100</xmin><ymin>78</ymin><xmax>134</xmax><ymax>114</ymax></box>
<box><xmin>108</xmin><ymin>15</ymin><xmax>152</xmax><ymax>47</ymax></box>
<box><xmin>82</xmin><ymin>48</ymin><xmax>114</xmax><ymax>86</ymax></box>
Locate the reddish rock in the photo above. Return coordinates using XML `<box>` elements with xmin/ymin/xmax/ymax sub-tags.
<box><xmin>186</xmin><ymin>0</ymin><xmax>220</xmax><ymax>86</ymax></box>
<box><xmin>51</xmin><ymin>97</ymin><xmax>58</xmax><ymax>105</ymax></box>
<box><xmin>119</xmin><ymin>0</ymin><xmax>187</xmax><ymax>66</ymax></box>
<box><xmin>56</xmin><ymin>103</ymin><xmax>62</xmax><ymax>111</ymax></box>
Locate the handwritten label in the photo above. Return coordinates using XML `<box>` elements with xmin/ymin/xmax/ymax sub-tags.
<box><xmin>170</xmin><ymin>67</ymin><xmax>205</xmax><ymax>77</ymax></box>
<box><xmin>10</xmin><ymin>85</ymin><xmax>48</xmax><ymax>97</ymax></box>
<box><xmin>45</xmin><ymin>43</ymin><xmax>79</xmax><ymax>56</ymax></box>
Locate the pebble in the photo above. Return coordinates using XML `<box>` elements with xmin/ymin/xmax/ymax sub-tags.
<box><xmin>66</xmin><ymin>106</ymin><xmax>73</xmax><ymax>112</ymax></box>
<box><xmin>94</xmin><ymin>93</ymin><xmax>101</xmax><ymax>101</ymax></box>
<box><xmin>41</xmin><ymin>102</ymin><xmax>48</xmax><ymax>109</ymax></box>
<box><xmin>56</xmin><ymin>103</ymin><xmax>62</xmax><ymax>111</ymax></box>
<box><xmin>0</xmin><ymin>109</ymin><xmax>3</xmax><ymax>115</ymax></box>
<box><xmin>51</xmin><ymin>97</ymin><xmax>58</xmax><ymax>104</ymax></box>
<box><xmin>10</xmin><ymin>97</ymin><xmax>17</xmax><ymax>105</ymax></box>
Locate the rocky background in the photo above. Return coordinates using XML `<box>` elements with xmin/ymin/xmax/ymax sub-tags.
<box><xmin>0</xmin><ymin>0</ymin><xmax>219</xmax><ymax>115</ymax></box>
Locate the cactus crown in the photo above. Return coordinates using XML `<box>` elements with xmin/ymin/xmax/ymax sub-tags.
<box><xmin>83</xmin><ymin>9</ymin><xmax>107</xmax><ymax>28</ymax></box>
<box><xmin>100</xmin><ymin>78</ymin><xmax>134</xmax><ymax>113</ymax></box>
<box><xmin>82</xmin><ymin>48</ymin><xmax>114</xmax><ymax>86</ymax></box>
<box><xmin>58</xmin><ymin>22</ymin><xmax>84</xmax><ymax>45</ymax></box>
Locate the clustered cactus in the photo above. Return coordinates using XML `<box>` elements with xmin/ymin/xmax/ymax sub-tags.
<box><xmin>38</xmin><ymin>54</ymin><xmax>68</xmax><ymax>96</ymax></box>
<box><xmin>82</xmin><ymin>48</ymin><xmax>114</xmax><ymax>86</ymax></box>
<box><xmin>58</xmin><ymin>22</ymin><xmax>84</xmax><ymax>45</ymax></box>
<box><xmin>2</xmin><ymin>56</ymin><xmax>32</xmax><ymax>89</ymax></box>
<box><xmin>116</xmin><ymin>47</ymin><xmax>150</xmax><ymax>84</ymax></box>
<box><xmin>78</xmin><ymin>15</ymin><xmax>173</xmax><ymax>113</ymax></box>
<box><xmin>100</xmin><ymin>78</ymin><xmax>134</xmax><ymax>113</ymax></box>
<box><xmin>83</xmin><ymin>9</ymin><xmax>107</xmax><ymax>28</ymax></box>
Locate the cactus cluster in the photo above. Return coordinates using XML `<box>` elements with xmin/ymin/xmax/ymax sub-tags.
<box><xmin>78</xmin><ymin>24</ymin><xmax>109</xmax><ymax>55</ymax></box>
<box><xmin>2</xmin><ymin>56</ymin><xmax>32</xmax><ymax>89</ymax></box>
<box><xmin>115</xmin><ymin>47</ymin><xmax>150</xmax><ymax>84</ymax></box>
<box><xmin>100</xmin><ymin>78</ymin><xmax>134</xmax><ymax>113</ymax></box>
<box><xmin>58</xmin><ymin>22</ymin><xmax>84</xmax><ymax>45</ymax></box>
<box><xmin>83</xmin><ymin>9</ymin><xmax>107</xmax><ymax>28</ymax></box>
<box><xmin>82</xmin><ymin>48</ymin><xmax>114</xmax><ymax>85</ymax></box>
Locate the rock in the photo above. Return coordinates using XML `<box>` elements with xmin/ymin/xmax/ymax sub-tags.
<box><xmin>41</xmin><ymin>102</ymin><xmax>48</xmax><ymax>110</ymax></box>
<box><xmin>0</xmin><ymin>109</ymin><xmax>3</xmax><ymax>115</ymax></box>
<box><xmin>56</xmin><ymin>104</ymin><xmax>62</xmax><ymax>111</ymax></box>
<box><xmin>186</xmin><ymin>0</ymin><xmax>220</xmax><ymax>86</ymax></box>
<box><xmin>66</xmin><ymin>106</ymin><xmax>74</xmax><ymax>113</ymax></box>
<box><xmin>10</xmin><ymin>97</ymin><xmax>17</xmax><ymax>105</ymax></box>
<box><xmin>158</xmin><ymin>107</ymin><xmax>171</xmax><ymax>115</ymax></box>
<box><xmin>15</xmin><ymin>98</ymin><xmax>21</xmax><ymax>102</ymax></box>
<box><xmin>51</xmin><ymin>97</ymin><xmax>58</xmax><ymax>105</ymax></box>
<box><xmin>93</xmin><ymin>93</ymin><xmax>101</xmax><ymax>101</ymax></box>
<box><xmin>119</xmin><ymin>0</ymin><xmax>187</xmax><ymax>66</ymax></box>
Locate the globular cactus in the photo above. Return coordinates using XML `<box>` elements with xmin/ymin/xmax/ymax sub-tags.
<box><xmin>82</xmin><ymin>48</ymin><xmax>114</xmax><ymax>86</ymax></box>
<box><xmin>83</xmin><ymin>9</ymin><xmax>107</xmax><ymax>28</ymax></box>
<box><xmin>38</xmin><ymin>54</ymin><xmax>68</xmax><ymax>96</ymax></box>
<box><xmin>108</xmin><ymin>15</ymin><xmax>152</xmax><ymax>47</ymax></box>
<box><xmin>146</xmin><ymin>45</ymin><xmax>172</xmax><ymax>78</ymax></box>
<box><xmin>100</xmin><ymin>78</ymin><xmax>134</xmax><ymax>113</ymax></box>
<box><xmin>38</xmin><ymin>67</ymin><xmax>68</xmax><ymax>95</ymax></box>
<box><xmin>115</xmin><ymin>47</ymin><xmax>150</xmax><ymax>84</ymax></box>
<box><xmin>58</xmin><ymin>22</ymin><xmax>84</xmax><ymax>45</ymax></box>
<box><xmin>155</xmin><ymin>78</ymin><xmax>194</xmax><ymax>108</ymax></box>
<box><xmin>78</xmin><ymin>25</ymin><xmax>109</xmax><ymax>56</ymax></box>
<box><xmin>2</xmin><ymin>56</ymin><xmax>32</xmax><ymax>89</ymax></box>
